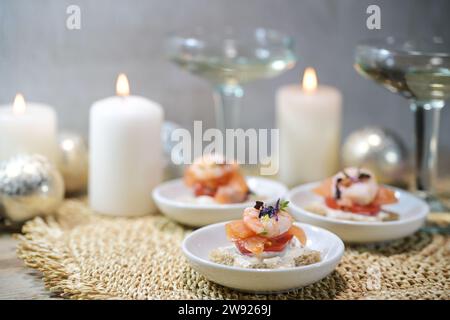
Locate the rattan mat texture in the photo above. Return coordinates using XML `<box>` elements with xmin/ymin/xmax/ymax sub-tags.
<box><xmin>16</xmin><ymin>200</ymin><xmax>450</xmax><ymax>300</ymax></box>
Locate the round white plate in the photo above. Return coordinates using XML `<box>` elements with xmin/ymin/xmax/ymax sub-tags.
<box><xmin>152</xmin><ymin>177</ymin><xmax>288</xmax><ymax>227</ymax></box>
<box><xmin>182</xmin><ymin>221</ymin><xmax>344</xmax><ymax>293</ymax></box>
<box><xmin>287</xmin><ymin>182</ymin><xmax>429</xmax><ymax>243</ymax></box>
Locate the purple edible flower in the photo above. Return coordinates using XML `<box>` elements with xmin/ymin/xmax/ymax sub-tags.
<box><xmin>257</xmin><ymin>199</ymin><xmax>282</xmax><ymax>220</ymax></box>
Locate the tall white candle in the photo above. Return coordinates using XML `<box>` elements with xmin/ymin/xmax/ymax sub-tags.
<box><xmin>0</xmin><ymin>94</ymin><xmax>58</xmax><ymax>164</ymax></box>
<box><xmin>89</xmin><ymin>74</ymin><xmax>164</xmax><ymax>216</ymax></box>
<box><xmin>276</xmin><ymin>68</ymin><xmax>342</xmax><ymax>187</ymax></box>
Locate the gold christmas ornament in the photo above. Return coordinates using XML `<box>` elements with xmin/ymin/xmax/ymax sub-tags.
<box><xmin>342</xmin><ymin>127</ymin><xmax>410</xmax><ymax>186</ymax></box>
<box><xmin>57</xmin><ymin>132</ymin><xmax>89</xmax><ymax>194</ymax></box>
<box><xmin>0</xmin><ymin>154</ymin><xmax>64</xmax><ymax>224</ymax></box>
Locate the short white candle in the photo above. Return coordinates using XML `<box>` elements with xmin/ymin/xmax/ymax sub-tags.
<box><xmin>89</xmin><ymin>74</ymin><xmax>164</xmax><ymax>216</ymax></box>
<box><xmin>276</xmin><ymin>68</ymin><xmax>342</xmax><ymax>187</ymax></box>
<box><xmin>0</xmin><ymin>94</ymin><xmax>58</xmax><ymax>164</ymax></box>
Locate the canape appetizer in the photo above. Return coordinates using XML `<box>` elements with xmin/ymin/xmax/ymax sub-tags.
<box><xmin>209</xmin><ymin>200</ymin><xmax>321</xmax><ymax>269</ymax></box>
<box><xmin>306</xmin><ymin>167</ymin><xmax>399</xmax><ymax>222</ymax></box>
<box><xmin>183</xmin><ymin>154</ymin><xmax>251</xmax><ymax>204</ymax></box>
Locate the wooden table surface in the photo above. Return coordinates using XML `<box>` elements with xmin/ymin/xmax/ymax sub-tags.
<box><xmin>0</xmin><ymin>233</ymin><xmax>56</xmax><ymax>300</ymax></box>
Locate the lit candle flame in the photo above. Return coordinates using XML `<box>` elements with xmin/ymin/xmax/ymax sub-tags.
<box><xmin>13</xmin><ymin>93</ymin><xmax>26</xmax><ymax>115</ymax></box>
<box><xmin>302</xmin><ymin>67</ymin><xmax>318</xmax><ymax>92</ymax></box>
<box><xmin>116</xmin><ymin>73</ymin><xmax>130</xmax><ymax>97</ymax></box>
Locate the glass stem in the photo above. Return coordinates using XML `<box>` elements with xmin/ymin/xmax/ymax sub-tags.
<box><xmin>213</xmin><ymin>84</ymin><xmax>244</xmax><ymax>132</ymax></box>
<box><xmin>410</xmin><ymin>101</ymin><xmax>442</xmax><ymax>197</ymax></box>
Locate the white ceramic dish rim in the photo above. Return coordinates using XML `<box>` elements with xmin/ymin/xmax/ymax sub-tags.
<box><xmin>153</xmin><ymin>176</ymin><xmax>288</xmax><ymax>210</ymax></box>
<box><xmin>287</xmin><ymin>182</ymin><xmax>429</xmax><ymax>227</ymax></box>
<box><xmin>182</xmin><ymin>221</ymin><xmax>345</xmax><ymax>273</ymax></box>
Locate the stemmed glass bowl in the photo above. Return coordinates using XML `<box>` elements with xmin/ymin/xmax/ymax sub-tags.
<box><xmin>166</xmin><ymin>27</ymin><xmax>296</xmax><ymax>132</ymax></box>
<box><xmin>355</xmin><ymin>36</ymin><xmax>450</xmax><ymax>211</ymax></box>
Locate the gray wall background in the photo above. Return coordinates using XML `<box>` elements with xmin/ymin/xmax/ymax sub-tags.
<box><xmin>1</xmin><ymin>0</ymin><xmax>449</xmax><ymax>172</ymax></box>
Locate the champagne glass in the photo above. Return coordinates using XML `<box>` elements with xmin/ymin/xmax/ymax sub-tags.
<box><xmin>167</xmin><ymin>27</ymin><xmax>296</xmax><ymax>132</ymax></box>
<box><xmin>355</xmin><ymin>37</ymin><xmax>450</xmax><ymax>211</ymax></box>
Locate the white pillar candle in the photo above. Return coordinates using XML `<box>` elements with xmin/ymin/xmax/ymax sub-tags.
<box><xmin>0</xmin><ymin>94</ymin><xmax>58</xmax><ymax>164</ymax></box>
<box><xmin>276</xmin><ymin>68</ymin><xmax>342</xmax><ymax>187</ymax></box>
<box><xmin>89</xmin><ymin>74</ymin><xmax>164</xmax><ymax>216</ymax></box>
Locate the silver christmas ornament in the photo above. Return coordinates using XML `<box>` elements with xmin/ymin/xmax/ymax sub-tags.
<box><xmin>0</xmin><ymin>154</ymin><xmax>64</xmax><ymax>223</ymax></box>
<box><xmin>342</xmin><ymin>127</ymin><xmax>410</xmax><ymax>186</ymax></box>
<box><xmin>57</xmin><ymin>132</ymin><xmax>88</xmax><ymax>194</ymax></box>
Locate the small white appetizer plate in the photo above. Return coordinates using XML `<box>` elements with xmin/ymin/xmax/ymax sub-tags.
<box><xmin>182</xmin><ymin>221</ymin><xmax>344</xmax><ymax>293</ymax></box>
<box><xmin>287</xmin><ymin>182</ymin><xmax>429</xmax><ymax>243</ymax></box>
<box><xmin>152</xmin><ymin>177</ymin><xmax>288</xmax><ymax>227</ymax></box>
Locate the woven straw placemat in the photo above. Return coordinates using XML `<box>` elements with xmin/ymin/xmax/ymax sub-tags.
<box><xmin>16</xmin><ymin>200</ymin><xmax>450</xmax><ymax>300</ymax></box>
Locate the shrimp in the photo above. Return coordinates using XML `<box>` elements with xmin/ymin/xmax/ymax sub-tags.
<box><xmin>184</xmin><ymin>154</ymin><xmax>236</xmax><ymax>190</ymax></box>
<box><xmin>214</xmin><ymin>171</ymin><xmax>249</xmax><ymax>204</ymax></box>
<box><xmin>243</xmin><ymin>207</ymin><xmax>265</xmax><ymax>234</ymax></box>
<box><xmin>333</xmin><ymin>167</ymin><xmax>379</xmax><ymax>206</ymax></box>
<box><xmin>243</xmin><ymin>206</ymin><xmax>293</xmax><ymax>238</ymax></box>
<box><xmin>313</xmin><ymin>167</ymin><xmax>397</xmax><ymax>207</ymax></box>
<box><xmin>225</xmin><ymin>200</ymin><xmax>307</xmax><ymax>256</ymax></box>
<box><xmin>185</xmin><ymin>154</ymin><xmax>250</xmax><ymax>203</ymax></box>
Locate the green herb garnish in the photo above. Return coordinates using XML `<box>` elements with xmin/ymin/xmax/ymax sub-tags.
<box><xmin>279</xmin><ymin>200</ymin><xmax>289</xmax><ymax>211</ymax></box>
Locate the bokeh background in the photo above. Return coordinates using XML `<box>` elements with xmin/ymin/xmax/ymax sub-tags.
<box><xmin>1</xmin><ymin>0</ymin><xmax>449</xmax><ymax>173</ymax></box>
